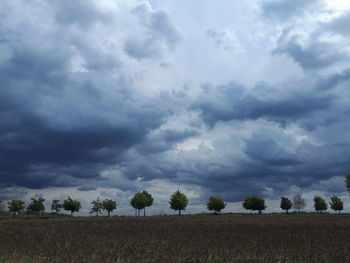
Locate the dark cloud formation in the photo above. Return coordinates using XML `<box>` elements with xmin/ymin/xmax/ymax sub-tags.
<box><xmin>192</xmin><ymin>82</ymin><xmax>334</xmax><ymax>127</ymax></box>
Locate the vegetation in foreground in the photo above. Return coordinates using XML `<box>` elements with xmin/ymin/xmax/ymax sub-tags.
<box><xmin>0</xmin><ymin>214</ymin><xmax>349</xmax><ymax>263</ymax></box>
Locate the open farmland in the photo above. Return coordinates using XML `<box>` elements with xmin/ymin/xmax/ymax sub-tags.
<box><xmin>0</xmin><ymin>214</ymin><xmax>349</xmax><ymax>263</ymax></box>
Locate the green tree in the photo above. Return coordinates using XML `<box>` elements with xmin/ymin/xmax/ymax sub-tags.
<box><xmin>8</xmin><ymin>200</ymin><xmax>25</xmax><ymax>216</ymax></box>
<box><xmin>90</xmin><ymin>197</ymin><xmax>103</xmax><ymax>216</ymax></box>
<box><xmin>142</xmin><ymin>190</ymin><xmax>153</xmax><ymax>216</ymax></box>
<box><xmin>329</xmin><ymin>195</ymin><xmax>343</xmax><ymax>214</ymax></box>
<box><xmin>292</xmin><ymin>193</ymin><xmax>306</xmax><ymax>213</ymax></box>
<box><xmin>130</xmin><ymin>192</ymin><xmax>147</xmax><ymax>216</ymax></box>
<box><xmin>207</xmin><ymin>196</ymin><xmax>226</xmax><ymax>214</ymax></box>
<box><xmin>51</xmin><ymin>200</ymin><xmax>62</xmax><ymax>213</ymax></box>
<box><xmin>346</xmin><ymin>172</ymin><xmax>350</xmax><ymax>194</ymax></box>
<box><xmin>102</xmin><ymin>199</ymin><xmax>117</xmax><ymax>216</ymax></box>
<box><xmin>314</xmin><ymin>196</ymin><xmax>327</xmax><ymax>212</ymax></box>
<box><xmin>63</xmin><ymin>197</ymin><xmax>81</xmax><ymax>216</ymax></box>
<box><xmin>280</xmin><ymin>197</ymin><xmax>292</xmax><ymax>214</ymax></box>
<box><xmin>169</xmin><ymin>190</ymin><xmax>189</xmax><ymax>215</ymax></box>
<box><xmin>27</xmin><ymin>197</ymin><xmax>45</xmax><ymax>213</ymax></box>
<box><xmin>242</xmin><ymin>196</ymin><xmax>266</xmax><ymax>214</ymax></box>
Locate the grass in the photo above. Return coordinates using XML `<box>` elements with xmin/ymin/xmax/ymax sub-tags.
<box><xmin>0</xmin><ymin>214</ymin><xmax>349</xmax><ymax>262</ymax></box>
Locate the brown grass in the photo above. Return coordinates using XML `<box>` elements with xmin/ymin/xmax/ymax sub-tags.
<box><xmin>0</xmin><ymin>214</ymin><xmax>349</xmax><ymax>263</ymax></box>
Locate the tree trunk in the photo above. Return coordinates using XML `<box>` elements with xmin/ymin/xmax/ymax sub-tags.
<box><xmin>108</xmin><ymin>211</ymin><xmax>111</xmax><ymax>217</ymax></box>
<box><xmin>71</xmin><ymin>211</ymin><xmax>73</xmax><ymax>216</ymax></box>
<box><xmin>259</xmin><ymin>210</ymin><xmax>261</xmax><ymax>215</ymax></box>
<box><xmin>178</xmin><ymin>210</ymin><xmax>181</xmax><ymax>215</ymax></box>
<box><xmin>144</xmin><ymin>208</ymin><xmax>146</xmax><ymax>216</ymax></box>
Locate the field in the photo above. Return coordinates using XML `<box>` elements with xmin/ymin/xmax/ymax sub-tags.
<box><xmin>0</xmin><ymin>214</ymin><xmax>349</xmax><ymax>263</ymax></box>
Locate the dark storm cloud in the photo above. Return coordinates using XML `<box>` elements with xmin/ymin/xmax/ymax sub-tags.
<box><xmin>192</xmin><ymin>82</ymin><xmax>334</xmax><ymax>127</ymax></box>
<box><xmin>261</xmin><ymin>0</ymin><xmax>320</xmax><ymax>21</ymax></box>
<box><xmin>0</xmin><ymin>38</ymin><xmax>174</xmax><ymax>189</ymax></box>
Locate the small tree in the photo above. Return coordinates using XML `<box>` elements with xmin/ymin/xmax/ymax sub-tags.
<box><xmin>142</xmin><ymin>190</ymin><xmax>154</xmax><ymax>216</ymax></box>
<box><xmin>346</xmin><ymin>172</ymin><xmax>350</xmax><ymax>194</ymax></box>
<box><xmin>207</xmin><ymin>196</ymin><xmax>226</xmax><ymax>214</ymax></box>
<box><xmin>8</xmin><ymin>200</ymin><xmax>25</xmax><ymax>216</ymax></box>
<box><xmin>90</xmin><ymin>197</ymin><xmax>103</xmax><ymax>216</ymax></box>
<box><xmin>27</xmin><ymin>197</ymin><xmax>45</xmax><ymax>214</ymax></box>
<box><xmin>169</xmin><ymin>190</ymin><xmax>189</xmax><ymax>215</ymax></box>
<box><xmin>130</xmin><ymin>192</ymin><xmax>147</xmax><ymax>216</ymax></box>
<box><xmin>63</xmin><ymin>197</ymin><xmax>81</xmax><ymax>216</ymax></box>
<box><xmin>329</xmin><ymin>195</ymin><xmax>343</xmax><ymax>214</ymax></box>
<box><xmin>102</xmin><ymin>199</ymin><xmax>117</xmax><ymax>216</ymax></box>
<box><xmin>242</xmin><ymin>196</ymin><xmax>266</xmax><ymax>214</ymax></box>
<box><xmin>292</xmin><ymin>193</ymin><xmax>306</xmax><ymax>213</ymax></box>
<box><xmin>280</xmin><ymin>197</ymin><xmax>292</xmax><ymax>214</ymax></box>
<box><xmin>314</xmin><ymin>196</ymin><xmax>327</xmax><ymax>212</ymax></box>
<box><xmin>51</xmin><ymin>200</ymin><xmax>62</xmax><ymax>213</ymax></box>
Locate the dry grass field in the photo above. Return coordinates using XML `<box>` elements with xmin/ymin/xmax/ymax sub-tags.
<box><xmin>0</xmin><ymin>214</ymin><xmax>349</xmax><ymax>263</ymax></box>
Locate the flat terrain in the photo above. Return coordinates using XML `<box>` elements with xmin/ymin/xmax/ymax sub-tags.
<box><xmin>0</xmin><ymin>214</ymin><xmax>349</xmax><ymax>263</ymax></box>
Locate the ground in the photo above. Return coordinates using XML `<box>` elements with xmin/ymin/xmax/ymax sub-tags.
<box><xmin>0</xmin><ymin>214</ymin><xmax>349</xmax><ymax>263</ymax></box>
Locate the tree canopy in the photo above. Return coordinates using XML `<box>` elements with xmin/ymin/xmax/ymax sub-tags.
<box><xmin>207</xmin><ymin>196</ymin><xmax>226</xmax><ymax>213</ymax></box>
<box><xmin>27</xmin><ymin>197</ymin><xmax>45</xmax><ymax>213</ymax></box>
<box><xmin>63</xmin><ymin>197</ymin><xmax>81</xmax><ymax>216</ymax></box>
<box><xmin>329</xmin><ymin>195</ymin><xmax>343</xmax><ymax>214</ymax></box>
<box><xmin>280</xmin><ymin>197</ymin><xmax>292</xmax><ymax>213</ymax></box>
<box><xmin>314</xmin><ymin>196</ymin><xmax>327</xmax><ymax>212</ymax></box>
<box><xmin>102</xmin><ymin>199</ymin><xmax>117</xmax><ymax>216</ymax></box>
<box><xmin>8</xmin><ymin>200</ymin><xmax>25</xmax><ymax>216</ymax></box>
<box><xmin>242</xmin><ymin>196</ymin><xmax>266</xmax><ymax>214</ymax></box>
<box><xmin>169</xmin><ymin>190</ymin><xmax>188</xmax><ymax>215</ymax></box>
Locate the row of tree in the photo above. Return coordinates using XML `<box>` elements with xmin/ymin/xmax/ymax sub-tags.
<box><xmin>1</xmin><ymin>173</ymin><xmax>350</xmax><ymax>216</ymax></box>
<box><xmin>0</xmin><ymin>192</ymin><xmax>345</xmax><ymax>217</ymax></box>
<box><xmin>242</xmin><ymin>193</ymin><xmax>344</xmax><ymax>214</ymax></box>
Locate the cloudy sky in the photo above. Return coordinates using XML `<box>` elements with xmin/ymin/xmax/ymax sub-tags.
<box><xmin>1</xmin><ymin>0</ymin><xmax>350</xmax><ymax>215</ymax></box>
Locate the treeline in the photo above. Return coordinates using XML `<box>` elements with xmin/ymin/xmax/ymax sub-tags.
<box><xmin>1</xmin><ymin>173</ymin><xmax>350</xmax><ymax>217</ymax></box>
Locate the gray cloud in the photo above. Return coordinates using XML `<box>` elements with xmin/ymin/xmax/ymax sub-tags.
<box><xmin>192</xmin><ymin>82</ymin><xmax>334</xmax><ymax>127</ymax></box>
<box><xmin>261</xmin><ymin>0</ymin><xmax>320</xmax><ymax>21</ymax></box>
<box><xmin>324</xmin><ymin>11</ymin><xmax>350</xmax><ymax>36</ymax></box>
<box><xmin>273</xmin><ymin>31</ymin><xmax>346</xmax><ymax>70</ymax></box>
<box><xmin>124</xmin><ymin>2</ymin><xmax>181</xmax><ymax>59</ymax></box>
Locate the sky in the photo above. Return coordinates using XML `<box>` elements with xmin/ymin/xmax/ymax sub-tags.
<box><xmin>1</xmin><ymin>0</ymin><xmax>350</xmax><ymax>215</ymax></box>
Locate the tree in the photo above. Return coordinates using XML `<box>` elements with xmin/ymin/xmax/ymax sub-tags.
<box><xmin>27</xmin><ymin>197</ymin><xmax>45</xmax><ymax>213</ymax></box>
<box><xmin>102</xmin><ymin>199</ymin><xmax>117</xmax><ymax>216</ymax></box>
<box><xmin>346</xmin><ymin>172</ymin><xmax>350</xmax><ymax>194</ymax></box>
<box><xmin>329</xmin><ymin>195</ymin><xmax>343</xmax><ymax>214</ymax></box>
<box><xmin>169</xmin><ymin>190</ymin><xmax>189</xmax><ymax>215</ymax></box>
<box><xmin>142</xmin><ymin>190</ymin><xmax>153</xmax><ymax>216</ymax></box>
<box><xmin>63</xmin><ymin>197</ymin><xmax>81</xmax><ymax>216</ymax></box>
<box><xmin>314</xmin><ymin>196</ymin><xmax>327</xmax><ymax>212</ymax></box>
<box><xmin>292</xmin><ymin>193</ymin><xmax>306</xmax><ymax>213</ymax></box>
<box><xmin>51</xmin><ymin>200</ymin><xmax>62</xmax><ymax>213</ymax></box>
<box><xmin>280</xmin><ymin>197</ymin><xmax>292</xmax><ymax>214</ymax></box>
<box><xmin>130</xmin><ymin>192</ymin><xmax>147</xmax><ymax>216</ymax></box>
<box><xmin>242</xmin><ymin>196</ymin><xmax>266</xmax><ymax>214</ymax></box>
<box><xmin>8</xmin><ymin>200</ymin><xmax>25</xmax><ymax>216</ymax></box>
<box><xmin>90</xmin><ymin>197</ymin><xmax>103</xmax><ymax>216</ymax></box>
<box><xmin>207</xmin><ymin>196</ymin><xmax>226</xmax><ymax>214</ymax></box>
